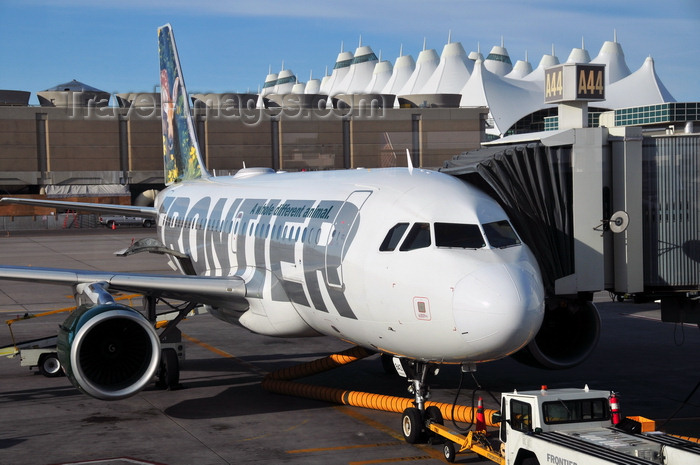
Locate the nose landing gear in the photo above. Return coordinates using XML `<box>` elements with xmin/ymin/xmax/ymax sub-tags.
<box><xmin>395</xmin><ymin>359</ymin><xmax>443</xmax><ymax>444</ymax></box>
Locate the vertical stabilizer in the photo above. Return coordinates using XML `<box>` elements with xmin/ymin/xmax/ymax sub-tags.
<box><xmin>158</xmin><ymin>24</ymin><xmax>208</xmax><ymax>184</ymax></box>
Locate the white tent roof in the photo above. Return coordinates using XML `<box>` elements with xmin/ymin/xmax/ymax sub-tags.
<box><xmin>397</xmin><ymin>48</ymin><xmax>439</xmax><ymax>95</ymax></box>
<box><xmin>591</xmin><ymin>39</ymin><xmax>631</xmax><ymax>84</ymax></box>
<box><xmin>273</xmin><ymin>69</ymin><xmax>297</xmax><ymax>95</ymax></box>
<box><xmin>484</xmin><ymin>45</ymin><xmax>513</xmax><ymax>76</ymax></box>
<box><xmin>381</xmin><ymin>54</ymin><xmax>415</xmax><ymax>94</ymax></box>
<box><xmin>260</xmin><ymin>72</ymin><xmax>278</xmax><ymax>97</ymax></box>
<box><xmin>365</xmin><ymin>60</ymin><xmax>393</xmax><ymax>93</ymax></box>
<box><xmin>320</xmin><ymin>50</ymin><xmax>354</xmax><ymax>96</ymax></box>
<box><xmin>468</xmin><ymin>50</ymin><xmax>484</xmax><ymax>61</ymax></box>
<box><xmin>256</xmin><ymin>36</ymin><xmax>677</xmax><ymax>135</ymax></box>
<box><xmin>566</xmin><ymin>47</ymin><xmax>591</xmax><ymax>64</ymax></box>
<box><xmin>460</xmin><ymin>59</ymin><xmax>548</xmax><ymax>136</ymax></box>
<box><xmin>604</xmin><ymin>56</ymin><xmax>675</xmax><ymax>108</ymax></box>
<box><xmin>505</xmin><ymin>58</ymin><xmax>533</xmax><ymax>79</ymax></box>
<box><xmin>305</xmin><ymin>78</ymin><xmax>321</xmax><ymax>94</ymax></box>
<box><xmin>420</xmin><ymin>41</ymin><xmax>472</xmax><ymax>94</ymax></box>
<box><xmin>521</xmin><ymin>53</ymin><xmax>560</xmax><ymax>82</ymax></box>
<box><xmin>336</xmin><ymin>45</ymin><xmax>378</xmax><ymax>94</ymax></box>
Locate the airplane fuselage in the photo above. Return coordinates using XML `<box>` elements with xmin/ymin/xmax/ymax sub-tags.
<box><xmin>156</xmin><ymin>167</ymin><xmax>545</xmax><ymax>364</ymax></box>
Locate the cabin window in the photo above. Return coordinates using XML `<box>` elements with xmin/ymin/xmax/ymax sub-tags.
<box><xmin>302</xmin><ymin>228</ymin><xmax>308</xmax><ymax>243</ymax></box>
<box><xmin>435</xmin><ymin>223</ymin><xmax>485</xmax><ymax>249</ymax></box>
<box><xmin>510</xmin><ymin>400</ymin><xmax>532</xmax><ymax>433</ymax></box>
<box><xmin>380</xmin><ymin>223</ymin><xmax>409</xmax><ymax>251</ymax></box>
<box><xmin>399</xmin><ymin>223</ymin><xmax>431</xmax><ymax>251</ymax></box>
<box><xmin>483</xmin><ymin>220</ymin><xmax>521</xmax><ymax>248</ymax></box>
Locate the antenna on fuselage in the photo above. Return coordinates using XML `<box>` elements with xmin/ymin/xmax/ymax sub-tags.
<box><xmin>405</xmin><ymin>148</ymin><xmax>414</xmax><ymax>174</ymax></box>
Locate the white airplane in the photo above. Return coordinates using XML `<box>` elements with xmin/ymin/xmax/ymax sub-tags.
<box><xmin>0</xmin><ymin>24</ymin><xmax>545</xmax><ymax>432</ymax></box>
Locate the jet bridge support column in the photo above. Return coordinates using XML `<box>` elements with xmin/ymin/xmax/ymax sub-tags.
<box><xmin>609</xmin><ymin>127</ymin><xmax>644</xmax><ymax>294</ymax></box>
<box><xmin>550</xmin><ymin>128</ymin><xmax>608</xmax><ymax>296</ymax></box>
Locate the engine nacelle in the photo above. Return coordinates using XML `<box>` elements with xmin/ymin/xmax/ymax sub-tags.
<box><xmin>57</xmin><ymin>303</ymin><xmax>160</xmax><ymax>400</ymax></box>
<box><xmin>511</xmin><ymin>299</ymin><xmax>601</xmax><ymax>370</ymax></box>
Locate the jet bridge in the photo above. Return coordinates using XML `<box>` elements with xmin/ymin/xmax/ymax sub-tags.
<box><xmin>441</xmin><ymin>127</ymin><xmax>700</xmax><ymax>324</ymax></box>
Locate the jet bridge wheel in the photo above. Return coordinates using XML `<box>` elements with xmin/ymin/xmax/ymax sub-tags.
<box><xmin>157</xmin><ymin>348</ymin><xmax>180</xmax><ymax>390</ymax></box>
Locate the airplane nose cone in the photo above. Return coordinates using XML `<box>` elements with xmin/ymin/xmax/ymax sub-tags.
<box><xmin>453</xmin><ymin>262</ymin><xmax>544</xmax><ymax>361</ymax></box>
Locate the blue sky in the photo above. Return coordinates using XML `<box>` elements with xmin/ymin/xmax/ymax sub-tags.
<box><xmin>1</xmin><ymin>0</ymin><xmax>698</xmax><ymax>102</ymax></box>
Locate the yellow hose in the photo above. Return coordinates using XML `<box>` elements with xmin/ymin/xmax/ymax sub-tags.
<box><xmin>261</xmin><ymin>346</ymin><xmax>500</xmax><ymax>427</ymax></box>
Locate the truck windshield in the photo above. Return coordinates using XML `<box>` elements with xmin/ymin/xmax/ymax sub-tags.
<box><xmin>542</xmin><ymin>398</ymin><xmax>610</xmax><ymax>424</ymax></box>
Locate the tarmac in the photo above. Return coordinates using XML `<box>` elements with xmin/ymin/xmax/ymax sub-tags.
<box><xmin>0</xmin><ymin>228</ymin><xmax>698</xmax><ymax>465</ymax></box>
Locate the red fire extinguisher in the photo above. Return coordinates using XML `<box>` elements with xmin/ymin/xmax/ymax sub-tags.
<box><xmin>609</xmin><ymin>392</ymin><xmax>621</xmax><ymax>425</ymax></box>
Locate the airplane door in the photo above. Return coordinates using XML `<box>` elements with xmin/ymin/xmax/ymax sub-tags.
<box><xmin>324</xmin><ymin>190</ymin><xmax>372</xmax><ymax>289</ymax></box>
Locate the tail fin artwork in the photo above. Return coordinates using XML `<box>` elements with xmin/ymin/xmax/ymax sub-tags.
<box><xmin>158</xmin><ymin>23</ymin><xmax>208</xmax><ymax>184</ymax></box>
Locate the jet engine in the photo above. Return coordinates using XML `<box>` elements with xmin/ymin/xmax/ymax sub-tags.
<box><xmin>57</xmin><ymin>303</ymin><xmax>160</xmax><ymax>400</ymax></box>
<box><xmin>511</xmin><ymin>299</ymin><xmax>601</xmax><ymax>370</ymax></box>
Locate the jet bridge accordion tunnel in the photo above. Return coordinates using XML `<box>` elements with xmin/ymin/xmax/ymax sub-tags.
<box><xmin>441</xmin><ymin>128</ymin><xmax>699</xmax><ymax>368</ymax></box>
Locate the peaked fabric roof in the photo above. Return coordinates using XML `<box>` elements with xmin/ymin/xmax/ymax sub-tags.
<box><xmin>259</xmin><ymin>36</ymin><xmax>677</xmax><ymax>135</ymax></box>
<box><xmin>44</xmin><ymin>79</ymin><xmax>105</xmax><ymax>93</ymax></box>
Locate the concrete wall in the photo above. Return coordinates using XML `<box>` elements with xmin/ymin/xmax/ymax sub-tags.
<box><xmin>0</xmin><ymin>104</ymin><xmax>487</xmax><ymax>192</ymax></box>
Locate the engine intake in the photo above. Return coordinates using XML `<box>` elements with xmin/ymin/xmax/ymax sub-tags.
<box><xmin>57</xmin><ymin>303</ymin><xmax>160</xmax><ymax>400</ymax></box>
<box><xmin>511</xmin><ymin>299</ymin><xmax>601</xmax><ymax>370</ymax></box>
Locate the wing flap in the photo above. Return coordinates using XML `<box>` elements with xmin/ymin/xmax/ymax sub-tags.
<box><xmin>0</xmin><ymin>266</ymin><xmax>246</xmax><ymax>308</ymax></box>
<box><xmin>0</xmin><ymin>198</ymin><xmax>158</xmax><ymax>218</ymax></box>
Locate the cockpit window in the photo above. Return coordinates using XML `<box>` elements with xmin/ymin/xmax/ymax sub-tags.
<box><xmin>380</xmin><ymin>223</ymin><xmax>409</xmax><ymax>251</ymax></box>
<box><xmin>483</xmin><ymin>220</ymin><xmax>521</xmax><ymax>248</ymax></box>
<box><xmin>435</xmin><ymin>223</ymin><xmax>485</xmax><ymax>249</ymax></box>
<box><xmin>399</xmin><ymin>223</ymin><xmax>431</xmax><ymax>251</ymax></box>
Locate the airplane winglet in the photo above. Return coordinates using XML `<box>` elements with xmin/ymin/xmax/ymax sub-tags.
<box><xmin>406</xmin><ymin>148</ymin><xmax>414</xmax><ymax>174</ymax></box>
<box><xmin>158</xmin><ymin>24</ymin><xmax>209</xmax><ymax>185</ymax></box>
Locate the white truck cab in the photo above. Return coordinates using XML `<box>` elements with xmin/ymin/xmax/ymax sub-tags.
<box><xmin>431</xmin><ymin>385</ymin><xmax>700</xmax><ymax>464</ymax></box>
<box><xmin>497</xmin><ymin>386</ymin><xmax>699</xmax><ymax>465</ymax></box>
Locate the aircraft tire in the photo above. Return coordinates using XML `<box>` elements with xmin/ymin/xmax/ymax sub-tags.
<box><xmin>425</xmin><ymin>405</ymin><xmax>443</xmax><ymax>442</ymax></box>
<box><xmin>158</xmin><ymin>348</ymin><xmax>180</xmax><ymax>389</ymax></box>
<box><xmin>401</xmin><ymin>407</ymin><xmax>423</xmax><ymax>444</ymax></box>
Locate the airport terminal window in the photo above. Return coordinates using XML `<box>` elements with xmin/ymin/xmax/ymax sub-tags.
<box><xmin>435</xmin><ymin>223</ymin><xmax>485</xmax><ymax>249</ymax></box>
<box><xmin>380</xmin><ymin>223</ymin><xmax>409</xmax><ymax>251</ymax></box>
<box><xmin>483</xmin><ymin>220</ymin><xmax>521</xmax><ymax>248</ymax></box>
<box><xmin>543</xmin><ymin>398</ymin><xmax>609</xmax><ymax>425</ymax></box>
<box><xmin>399</xmin><ymin>223</ymin><xmax>431</xmax><ymax>251</ymax></box>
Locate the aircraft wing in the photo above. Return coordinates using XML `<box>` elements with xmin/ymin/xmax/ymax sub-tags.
<box><xmin>0</xmin><ymin>197</ymin><xmax>158</xmax><ymax>219</ymax></box>
<box><xmin>0</xmin><ymin>266</ymin><xmax>247</xmax><ymax>308</ymax></box>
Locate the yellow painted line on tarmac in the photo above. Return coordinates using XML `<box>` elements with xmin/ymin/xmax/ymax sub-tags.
<box><xmin>181</xmin><ymin>332</ymin><xmax>234</xmax><ymax>358</ymax></box>
<box><xmin>288</xmin><ymin>442</ymin><xmax>398</xmax><ymax>454</ymax></box>
<box><xmin>181</xmin><ymin>332</ymin><xmax>268</xmax><ymax>377</ymax></box>
<box><xmin>334</xmin><ymin>405</ymin><xmax>449</xmax><ymax>463</ymax></box>
<box><xmin>242</xmin><ymin>418</ymin><xmax>312</xmax><ymax>442</ymax></box>
<box><xmin>349</xmin><ymin>455</ymin><xmax>433</xmax><ymax>464</ymax></box>
<box><xmin>335</xmin><ymin>405</ymin><xmax>405</xmax><ymax>441</ymax></box>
